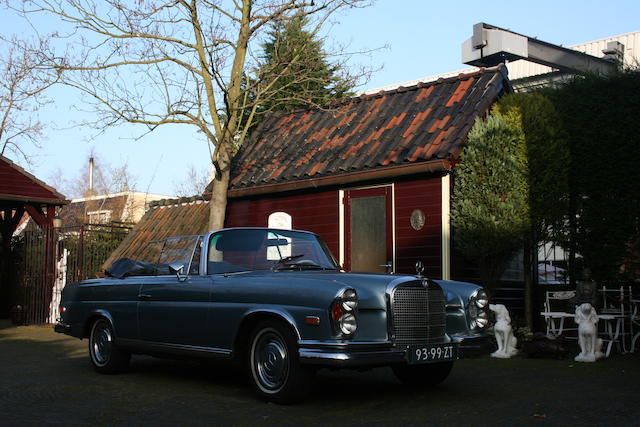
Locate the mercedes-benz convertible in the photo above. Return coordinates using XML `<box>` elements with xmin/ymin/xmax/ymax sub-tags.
<box><xmin>55</xmin><ymin>227</ymin><xmax>493</xmax><ymax>403</ymax></box>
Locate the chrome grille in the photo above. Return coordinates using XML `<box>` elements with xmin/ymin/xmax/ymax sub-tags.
<box><xmin>391</xmin><ymin>283</ymin><xmax>446</xmax><ymax>347</ymax></box>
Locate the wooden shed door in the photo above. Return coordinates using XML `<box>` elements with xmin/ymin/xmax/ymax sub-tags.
<box><xmin>344</xmin><ymin>186</ymin><xmax>393</xmax><ymax>273</ymax></box>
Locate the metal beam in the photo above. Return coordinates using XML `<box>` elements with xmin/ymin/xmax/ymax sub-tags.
<box><xmin>462</xmin><ymin>23</ymin><xmax>620</xmax><ymax>75</ymax></box>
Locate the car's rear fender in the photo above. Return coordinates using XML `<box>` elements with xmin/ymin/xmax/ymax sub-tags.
<box><xmin>82</xmin><ymin>309</ymin><xmax>116</xmax><ymax>339</ymax></box>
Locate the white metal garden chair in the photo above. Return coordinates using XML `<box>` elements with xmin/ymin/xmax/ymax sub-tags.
<box><xmin>541</xmin><ymin>290</ymin><xmax>576</xmax><ymax>337</ymax></box>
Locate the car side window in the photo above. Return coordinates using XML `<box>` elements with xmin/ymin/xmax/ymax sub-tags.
<box><xmin>207</xmin><ymin>233</ymin><xmax>249</xmax><ymax>274</ymax></box>
<box><xmin>158</xmin><ymin>236</ymin><xmax>201</xmax><ymax>276</ymax></box>
<box><xmin>188</xmin><ymin>237</ymin><xmax>203</xmax><ymax>275</ymax></box>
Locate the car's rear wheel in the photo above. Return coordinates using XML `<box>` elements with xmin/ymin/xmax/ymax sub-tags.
<box><xmin>248</xmin><ymin>320</ymin><xmax>311</xmax><ymax>404</ymax></box>
<box><xmin>392</xmin><ymin>361</ymin><xmax>454</xmax><ymax>386</ymax></box>
<box><xmin>89</xmin><ymin>318</ymin><xmax>130</xmax><ymax>374</ymax></box>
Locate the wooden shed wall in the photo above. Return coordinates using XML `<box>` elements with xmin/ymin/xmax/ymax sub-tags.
<box><xmin>226</xmin><ymin>189</ymin><xmax>340</xmax><ymax>257</ymax></box>
<box><xmin>394</xmin><ymin>177</ymin><xmax>442</xmax><ymax>278</ymax></box>
<box><xmin>226</xmin><ymin>174</ymin><xmax>444</xmax><ymax>277</ymax></box>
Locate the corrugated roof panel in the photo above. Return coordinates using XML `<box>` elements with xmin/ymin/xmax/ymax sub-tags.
<box><xmin>102</xmin><ymin>201</ymin><xmax>210</xmax><ymax>269</ymax></box>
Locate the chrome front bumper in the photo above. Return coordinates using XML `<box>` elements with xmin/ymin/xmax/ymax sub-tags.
<box><xmin>299</xmin><ymin>340</ymin><xmax>405</xmax><ymax>367</ymax></box>
<box><xmin>298</xmin><ymin>334</ymin><xmax>494</xmax><ymax>367</ymax></box>
<box><xmin>451</xmin><ymin>334</ymin><xmax>497</xmax><ymax>358</ymax></box>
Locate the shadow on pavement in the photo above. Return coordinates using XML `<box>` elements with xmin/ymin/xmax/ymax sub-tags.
<box><xmin>2</xmin><ymin>322</ymin><xmax>639</xmax><ymax>426</ymax></box>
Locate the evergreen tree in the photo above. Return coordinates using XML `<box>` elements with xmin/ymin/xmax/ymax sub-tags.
<box><xmin>251</xmin><ymin>15</ymin><xmax>354</xmax><ymax>116</ymax></box>
<box><xmin>548</xmin><ymin>70</ymin><xmax>640</xmax><ymax>282</ymax></box>
<box><xmin>495</xmin><ymin>93</ymin><xmax>569</xmax><ymax>328</ymax></box>
<box><xmin>496</xmin><ymin>93</ymin><xmax>569</xmax><ymax>242</ymax></box>
<box><xmin>451</xmin><ymin>108</ymin><xmax>530</xmax><ymax>295</ymax></box>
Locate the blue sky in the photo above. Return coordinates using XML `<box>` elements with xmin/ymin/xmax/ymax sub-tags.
<box><xmin>2</xmin><ymin>0</ymin><xmax>639</xmax><ymax>197</ymax></box>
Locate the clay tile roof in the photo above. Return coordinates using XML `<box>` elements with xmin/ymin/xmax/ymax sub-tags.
<box><xmin>230</xmin><ymin>65</ymin><xmax>509</xmax><ymax>190</ymax></box>
<box><xmin>0</xmin><ymin>155</ymin><xmax>68</xmax><ymax>206</ymax></box>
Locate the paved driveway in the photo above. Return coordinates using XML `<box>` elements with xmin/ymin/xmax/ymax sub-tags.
<box><xmin>1</xmin><ymin>321</ymin><xmax>638</xmax><ymax>426</ymax></box>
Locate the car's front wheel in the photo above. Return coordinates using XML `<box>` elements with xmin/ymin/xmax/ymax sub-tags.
<box><xmin>88</xmin><ymin>318</ymin><xmax>130</xmax><ymax>374</ymax></box>
<box><xmin>392</xmin><ymin>361</ymin><xmax>454</xmax><ymax>386</ymax></box>
<box><xmin>248</xmin><ymin>320</ymin><xmax>312</xmax><ymax>404</ymax></box>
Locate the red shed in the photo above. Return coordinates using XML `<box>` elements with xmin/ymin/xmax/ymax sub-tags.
<box><xmin>225</xmin><ymin>66</ymin><xmax>510</xmax><ymax>278</ymax></box>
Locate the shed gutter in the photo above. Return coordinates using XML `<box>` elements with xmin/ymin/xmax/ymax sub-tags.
<box><xmin>227</xmin><ymin>159</ymin><xmax>450</xmax><ymax>198</ymax></box>
<box><xmin>0</xmin><ymin>193</ymin><xmax>69</xmax><ymax>206</ymax></box>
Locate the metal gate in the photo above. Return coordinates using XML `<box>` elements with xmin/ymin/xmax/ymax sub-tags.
<box><xmin>13</xmin><ymin>224</ymin><xmax>130</xmax><ymax>324</ymax></box>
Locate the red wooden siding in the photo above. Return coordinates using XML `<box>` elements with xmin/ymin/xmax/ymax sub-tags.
<box><xmin>226</xmin><ymin>190</ymin><xmax>340</xmax><ymax>257</ymax></box>
<box><xmin>226</xmin><ymin>176</ymin><xmax>443</xmax><ymax>276</ymax></box>
<box><xmin>394</xmin><ymin>177</ymin><xmax>442</xmax><ymax>278</ymax></box>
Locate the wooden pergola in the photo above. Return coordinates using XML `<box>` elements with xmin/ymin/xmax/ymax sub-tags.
<box><xmin>0</xmin><ymin>155</ymin><xmax>68</xmax><ymax>318</ymax></box>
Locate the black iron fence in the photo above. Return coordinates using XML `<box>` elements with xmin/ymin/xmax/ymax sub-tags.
<box><xmin>11</xmin><ymin>224</ymin><xmax>130</xmax><ymax>324</ymax></box>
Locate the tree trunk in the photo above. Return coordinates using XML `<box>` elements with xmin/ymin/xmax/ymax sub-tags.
<box><xmin>568</xmin><ymin>190</ymin><xmax>578</xmax><ymax>286</ymax></box>
<box><xmin>478</xmin><ymin>259</ymin><xmax>495</xmax><ymax>299</ymax></box>
<box><xmin>207</xmin><ymin>167</ymin><xmax>230</xmax><ymax>231</ymax></box>
<box><xmin>523</xmin><ymin>236</ymin><xmax>534</xmax><ymax>330</ymax></box>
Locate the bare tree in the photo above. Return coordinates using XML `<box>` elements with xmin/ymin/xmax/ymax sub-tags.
<box><xmin>0</xmin><ymin>36</ymin><xmax>60</xmax><ymax>164</ymax></box>
<box><xmin>109</xmin><ymin>160</ymin><xmax>139</xmax><ymax>194</ymax></box>
<box><xmin>51</xmin><ymin>153</ymin><xmax>139</xmax><ymax>199</ymax></box>
<box><xmin>173</xmin><ymin>164</ymin><xmax>211</xmax><ymax>197</ymax></box>
<box><xmin>9</xmin><ymin>0</ymin><xmax>373</xmax><ymax>229</ymax></box>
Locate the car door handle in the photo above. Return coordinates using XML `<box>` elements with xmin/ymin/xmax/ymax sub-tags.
<box><xmin>138</xmin><ymin>294</ymin><xmax>152</xmax><ymax>301</ymax></box>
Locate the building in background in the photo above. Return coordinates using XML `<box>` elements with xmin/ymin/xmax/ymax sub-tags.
<box><xmin>59</xmin><ymin>191</ymin><xmax>175</xmax><ymax>228</ymax></box>
<box><xmin>364</xmin><ymin>30</ymin><xmax>640</xmax><ymax>94</ymax></box>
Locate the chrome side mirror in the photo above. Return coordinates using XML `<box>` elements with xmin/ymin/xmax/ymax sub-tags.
<box><xmin>168</xmin><ymin>262</ymin><xmax>187</xmax><ymax>282</ymax></box>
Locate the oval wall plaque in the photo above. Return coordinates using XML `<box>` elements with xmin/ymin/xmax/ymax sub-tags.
<box><xmin>410</xmin><ymin>209</ymin><xmax>426</xmax><ymax>231</ymax></box>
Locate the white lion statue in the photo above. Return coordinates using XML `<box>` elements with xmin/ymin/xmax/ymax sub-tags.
<box><xmin>489</xmin><ymin>304</ymin><xmax>518</xmax><ymax>358</ymax></box>
<box><xmin>574</xmin><ymin>303</ymin><xmax>604</xmax><ymax>362</ymax></box>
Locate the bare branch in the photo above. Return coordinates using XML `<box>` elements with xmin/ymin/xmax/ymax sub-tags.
<box><xmin>6</xmin><ymin>0</ymin><xmax>374</xmax><ymax>228</ymax></box>
<box><xmin>0</xmin><ymin>35</ymin><xmax>60</xmax><ymax>164</ymax></box>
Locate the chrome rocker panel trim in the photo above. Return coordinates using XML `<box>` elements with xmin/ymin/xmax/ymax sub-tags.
<box><xmin>116</xmin><ymin>338</ymin><xmax>233</xmax><ymax>359</ymax></box>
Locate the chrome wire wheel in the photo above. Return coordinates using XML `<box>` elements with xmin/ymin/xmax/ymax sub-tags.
<box><xmin>250</xmin><ymin>328</ymin><xmax>290</xmax><ymax>394</ymax></box>
<box><xmin>90</xmin><ymin>319</ymin><xmax>113</xmax><ymax>367</ymax></box>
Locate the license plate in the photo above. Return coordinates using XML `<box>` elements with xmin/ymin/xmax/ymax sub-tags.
<box><xmin>408</xmin><ymin>343</ymin><xmax>458</xmax><ymax>364</ymax></box>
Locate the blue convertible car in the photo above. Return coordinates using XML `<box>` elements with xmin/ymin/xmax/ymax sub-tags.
<box><xmin>55</xmin><ymin>228</ymin><xmax>493</xmax><ymax>403</ymax></box>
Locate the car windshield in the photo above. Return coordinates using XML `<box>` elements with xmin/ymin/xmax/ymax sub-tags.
<box><xmin>207</xmin><ymin>229</ymin><xmax>339</xmax><ymax>274</ymax></box>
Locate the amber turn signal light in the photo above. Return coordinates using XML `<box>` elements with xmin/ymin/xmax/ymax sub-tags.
<box><xmin>305</xmin><ymin>316</ymin><xmax>321</xmax><ymax>326</ymax></box>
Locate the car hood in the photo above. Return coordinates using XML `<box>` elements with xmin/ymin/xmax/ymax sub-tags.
<box><xmin>248</xmin><ymin>270</ymin><xmax>427</xmax><ymax>310</ymax></box>
<box><xmin>434</xmin><ymin>279</ymin><xmax>482</xmax><ymax>308</ymax></box>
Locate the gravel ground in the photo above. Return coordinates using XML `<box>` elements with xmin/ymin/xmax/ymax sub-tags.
<box><xmin>1</xmin><ymin>320</ymin><xmax>639</xmax><ymax>426</ymax></box>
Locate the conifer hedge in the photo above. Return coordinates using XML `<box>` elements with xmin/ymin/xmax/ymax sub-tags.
<box><xmin>548</xmin><ymin>71</ymin><xmax>640</xmax><ymax>282</ymax></box>
<box><xmin>453</xmin><ymin>70</ymin><xmax>640</xmax><ymax>290</ymax></box>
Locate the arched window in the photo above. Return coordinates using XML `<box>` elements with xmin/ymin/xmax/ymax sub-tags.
<box><xmin>268</xmin><ymin>212</ymin><xmax>292</xmax><ymax>230</ymax></box>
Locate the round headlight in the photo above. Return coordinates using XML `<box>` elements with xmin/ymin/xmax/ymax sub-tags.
<box><xmin>475</xmin><ymin>317</ymin><xmax>489</xmax><ymax>328</ymax></box>
<box><xmin>340</xmin><ymin>313</ymin><xmax>357</xmax><ymax>335</ymax></box>
<box><xmin>341</xmin><ymin>289</ymin><xmax>357</xmax><ymax>311</ymax></box>
<box><xmin>468</xmin><ymin>303</ymin><xmax>479</xmax><ymax>318</ymax></box>
<box><xmin>468</xmin><ymin>290</ymin><xmax>490</xmax><ymax>330</ymax></box>
<box><xmin>474</xmin><ymin>290</ymin><xmax>489</xmax><ymax>308</ymax></box>
<box><xmin>476</xmin><ymin>310</ymin><xmax>489</xmax><ymax>328</ymax></box>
